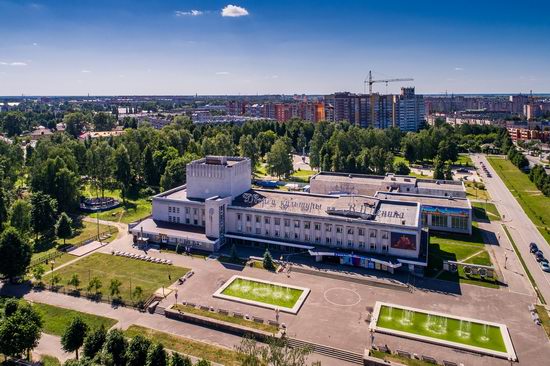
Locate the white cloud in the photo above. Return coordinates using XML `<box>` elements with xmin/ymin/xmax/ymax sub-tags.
<box><xmin>215</xmin><ymin>71</ymin><xmax>230</xmax><ymax>75</ymax></box>
<box><xmin>32</xmin><ymin>42</ymin><xmax>38</xmax><ymax>46</ymax></box>
<box><xmin>81</xmin><ymin>70</ymin><xmax>92</xmax><ymax>73</ymax></box>
<box><xmin>0</xmin><ymin>61</ymin><xmax>27</xmax><ymax>66</ymax></box>
<box><xmin>221</xmin><ymin>5</ymin><xmax>249</xmax><ymax>17</ymax></box>
<box><xmin>454</xmin><ymin>67</ymin><xmax>464</xmax><ymax>71</ymax></box>
<box><xmin>175</xmin><ymin>10</ymin><xmax>203</xmax><ymax>17</ymax></box>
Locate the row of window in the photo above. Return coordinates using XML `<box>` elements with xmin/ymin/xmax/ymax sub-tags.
<box><xmin>167</xmin><ymin>205</ymin><xmax>206</xmax><ymax>226</ymax></box>
<box><xmin>236</xmin><ymin>213</ymin><xmax>388</xmax><ymax>238</ymax></box>
<box><xmin>422</xmin><ymin>213</ymin><xmax>468</xmax><ymax>231</ymax></box>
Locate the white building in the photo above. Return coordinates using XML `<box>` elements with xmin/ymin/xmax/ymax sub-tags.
<box><xmin>131</xmin><ymin>156</ymin><xmax>429</xmax><ymax>274</ymax></box>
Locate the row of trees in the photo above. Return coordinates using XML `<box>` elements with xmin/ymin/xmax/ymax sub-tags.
<box><xmin>529</xmin><ymin>165</ymin><xmax>550</xmax><ymax>197</ymax></box>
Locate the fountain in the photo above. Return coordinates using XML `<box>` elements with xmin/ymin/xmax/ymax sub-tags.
<box><xmin>479</xmin><ymin>324</ymin><xmax>490</xmax><ymax>342</ymax></box>
<box><xmin>401</xmin><ymin>309</ymin><xmax>414</xmax><ymax>325</ymax></box>
<box><xmin>387</xmin><ymin>306</ymin><xmax>393</xmax><ymax>320</ymax></box>
<box><xmin>458</xmin><ymin>320</ymin><xmax>471</xmax><ymax>338</ymax></box>
<box><xmin>426</xmin><ymin>315</ymin><xmax>447</xmax><ymax>334</ymax></box>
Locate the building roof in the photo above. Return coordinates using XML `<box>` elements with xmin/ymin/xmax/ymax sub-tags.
<box><xmin>230</xmin><ymin>189</ymin><xmax>419</xmax><ymax>227</ymax></box>
<box><xmin>374</xmin><ymin>191</ymin><xmax>471</xmax><ymax>209</ymax></box>
<box><xmin>131</xmin><ymin>218</ymin><xmax>215</xmax><ymax>242</ymax></box>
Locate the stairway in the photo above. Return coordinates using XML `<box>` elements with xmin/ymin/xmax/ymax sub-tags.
<box><xmin>287</xmin><ymin>337</ymin><xmax>364</xmax><ymax>365</ymax></box>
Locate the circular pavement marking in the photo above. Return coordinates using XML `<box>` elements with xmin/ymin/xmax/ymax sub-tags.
<box><xmin>323</xmin><ymin>287</ymin><xmax>362</xmax><ymax>307</ymax></box>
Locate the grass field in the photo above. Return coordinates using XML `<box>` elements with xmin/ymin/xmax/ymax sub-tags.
<box><xmin>220</xmin><ymin>277</ymin><xmax>303</xmax><ymax>309</ymax></box>
<box><xmin>40</xmin><ymin>355</ymin><xmax>61</xmax><ymax>366</ymax></box>
<box><xmin>65</xmin><ymin>221</ymin><xmax>116</xmax><ymax>245</ymax></box>
<box><xmin>488</xmin><ymin>157</ymin><xmax>550</xmax><ymax>244</ymax></box>
<box><xmin>427</xmin><ymin>227</ymin><xmax>498</xmax><ymax>288</ymax></box>
<box><xmin>376</xmin><ymin>305</ymin><xmax>507</xmax><ymax>353</ymax></box>
<box><xmin>455</xmin><ymin>154</ymin><xmax>473</xmax><ymax>166</ymax></box>
<box><xmin>44</xmin><ymin>253</ymin><xmax>189</xmax><ymax>303</ymax></box>
<box><xmin>173</xmin><ymin>304</ymin><xmax>279</xmax><ymax>333</ymax></box>
<box><xmin>32</xmin><ymin>302</ymin><xmax>117</xmax><ymax>336</ymax></box>
<box><xmin>288</xmin><ymin>169</ymin><xmax>316</xmax><ymax>183</ymax></box>
<box><xmin>465</xmin><ymin>181</ymin><xmax>491</xmax><ymax>201</ymax></box>
<box><xmin>83</xmin><ymin>185</ymin><xmax>152</xmax><ymax>224</ymax></box>
<box><xmin>124</xmin><ymin>325</ymin><xmax>240</xmax><ymax>366</ymax></box>
<box><xmin>535</xmin><ymin>305</ymin><xmax>550</xmax><ymax>339</ymax></box>
<box><xmin>370</xmin><ymin>350</ymin><xmax>435</xmax><ymax>366</ymax></box>
<box><xmin>472</xmin><ymin>202</ymin><xmax>501</xmax><ymax>221</ymax></box>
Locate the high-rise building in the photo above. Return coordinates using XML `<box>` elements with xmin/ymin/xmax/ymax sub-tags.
<box><xmin>324</xmin><ymin>92</ymin><xmax>368</xmax><ymax>127</ymax></box>
<box><xmin>394</xmin><ymin>87</ymin><xmax>425</xmax><ymax>131</ymax></box>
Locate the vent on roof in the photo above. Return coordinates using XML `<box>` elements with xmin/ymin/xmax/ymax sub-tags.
<box><xmin>401</xmin><ymin>219</ymin><xmax>406</xmax><ymax>225</ymax></box>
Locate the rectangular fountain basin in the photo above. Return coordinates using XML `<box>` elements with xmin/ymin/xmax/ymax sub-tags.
<box><xmin>213</xmin><ymin>275</ymin><xmax>310</xmax><ymax>314</ymax></box>
<box><xmin>369</xmin><ymin>302</ymin><xmax>516</xmax><ymax>361</ymax></box>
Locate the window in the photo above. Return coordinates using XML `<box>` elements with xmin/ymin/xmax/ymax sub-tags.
<box><xmin>193</xmin><ymin>208</ymin><xmax>198</xmax><ymax>215</ymax></box>
<box><xmin>264</xmin><ymin>217</ymin><xmax>270</xmax><ymax>224</ymax></box>
<box><xmin>382</xmin><ymin>245</ymin><xmax>388</xmax><ymax>252</ymax></box>
<box><xmin>194</xmin><ymin>219</ymin><xmax>198</xmax><ymax>225</ymax></box>
<box><xmin>314</xmin><ymin>223</ymin><xmax>321</xmax><ymax>231</ymax></box>
<box><xmin>336</xmin><ymin>226</ymin><xmax>343</xmax><ymax>234</ymax></box>
<box><xmin>359</xmin><ymin>241</ymin><xmax>365</xmax><ymax>248</ymax></box>
<box><xmin>325</xmin><ymin>224</ymin><xmax>332</xmax><ymax>232</ymax></box>
<box><xmin>358</xmin><ymin>228</ymin><xmax>365</xmax><ymax>236</ymax></box>
<box><xmin>237</xmin><ymin>213</ymin><xmax>242</xmax><ymax>221</ymax></box>
<box><xmin>284</xmin><ymin>219</ymin><xmax>290</xmax><ymax>227</ymax></box>
<box><xmin>336</xmin><ymin>239</ymin><xmax>342</xmax><ymax>246</ymax></box>
<box><xmin>185</xmin><ymin>218</ymin><xmax>190</xmax><ymax>224</ymax></box>
<box><xmin>294</xmin><ymin>233</ymin><xmax>299</xmax><ymax>239</ymax></box>
<box><xmin>315</xmin><ymin>236</ymin><xmax>321</xmax><ymax>243</ymax></box>
<box><xmin>265</xmin><ymin>229</ymin><xmax>270</xmax><ymax>235</ymax></box>
<box><xmin>256</xmin><ymin>216</ymin><xmax>261</xmax><ymax>223</ymax></box>
<box><xmin>185</xmin><ymin>207</ymin><xmax>190</xmax><ymax>214</ymax></box>
<box><xmin>370</xmin><ymin>243</ymin><xmax>376</xmax><ymax>250</ymax></box>
<box><xmin>176</xmin><ymin>207</ymin><xmax>180</xmax><ymax>214</ymax></box>
<box><xmin>304</xmin><ymin>234</ymin><xmax>310</xmax><ymax>241</ymax></box>
<box><xmin>304</xmin><ymin>221</ymin><xmax>311</xmax><ymax>229</ymax></box>
<box><xmin>274</xmin><ymin>229</ymin><xmax>280</xmax><ymax>237</ymax></box>
<box><xmin>256</xmin><ymin>227</ymin><xmax>261</xmax><ymax>235</ymax></box>
<box><xmin>274</xmin><ymin>218</ymin><xmax>280</xmax><ymax>225</ymax></box>
<box><xmin>451</xmin><ymin>216</ymin><xmax>468</xmax><ymax>230</ymax></box>
<box><xmin>348</xmin><ymin>240</ymin><xmax>353</xmax><ymax>247</ymax></box>
<box><xmin>347</xmin><ymin>227</ymin><xmax>354</xmax><ymax>235</ymax></box>
<box><xmin>327</xmin><ymin>237</ymin><xmax>332</xmax><ymax>244</ymax></box>
<box><xmin>246</xmin><ymin>226</ymin><xmax>251</xmax><ymax>233</ymax></box>
<box><xmin>421</xmin><ymin>213</ymin><xmax>428</xmax><ymax>227</ymax></box>
<box><xmin>176</xmin><ymin>217</ymin><xmax>180</xmax><ymax>223</ymax></box>
<box><xmin>432</xmin><ymin>214</ymin><xmax>447</xmax><ymax>228</ymax></box>
<box><xmin>382</xmin><ymin>231</ymin><xmax>389</xmax><ymax>239</ymax></box>
<box><xmin>168</xmin><ymin>207</ymin><xmax>172</xmax><ymax>213</ymax></box>
<box><xmin>294</xmin><ymin>220</ymin><xmax>300</xmax><ymax>228</ymax></box>
<box><xmin>284</xmin><ymin>232</ymin><xmax>290</xmax><ymax>239</ymax></box>
<box><xmin>246</xmin><ymin>214</ymin><xmax>251</xmax><ymax>222</ymax></box>
<box><xmin>370</xmin><ymin>230</ymin><xmax>377</xmax><ymax>238</ymax></box>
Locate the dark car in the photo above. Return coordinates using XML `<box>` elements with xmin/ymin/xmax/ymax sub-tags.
<box><xmin>535</xmin><ymin>251</ymin><xmax>545</xmax><ymax>262</ymax></box>
<box><xmin>540</xmin><ymin>261</ymin><xmax>550</xmax><ymax>273</ymax></box>
<box><xmin>530</xmin><ymin>243</ymin><xmax>539</xmax><ymax>253</ymax></box>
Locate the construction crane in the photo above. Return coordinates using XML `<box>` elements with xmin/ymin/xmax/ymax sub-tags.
<box><xmin>364</xmin><ymin>70</ymin><xmax>413</xmax><ymax>94</ymax></box>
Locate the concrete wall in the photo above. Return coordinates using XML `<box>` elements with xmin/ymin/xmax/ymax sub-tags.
<box><xmin>186</xmin><ymin>158</ymin><xmax>251</xmax><ymax>200</ymax></box>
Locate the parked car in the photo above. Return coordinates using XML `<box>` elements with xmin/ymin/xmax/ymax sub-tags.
<box><xmin>540</xmin><ymin>261</ymin><xmax>550</xmax><ymax>273</ymax></box>
<box><xmin>535</xmin><ymin>251</ymin><xmax>545</xmax><ymax>262</ymax></box>
<box><xmin>530</xmin><ymin>243</ymin><xmax>539</xmax><ymax>253</ymax></box>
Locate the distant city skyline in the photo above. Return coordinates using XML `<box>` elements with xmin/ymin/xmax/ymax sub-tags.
<box><xmin>1</xmin><ymin>0</ymin><xmax>549</xmax><ymax>96</ymax></box>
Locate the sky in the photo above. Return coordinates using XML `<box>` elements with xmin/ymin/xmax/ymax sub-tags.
<box><xmin>0</xmin><ymin>0</ymin><xmax>549</xmax><ymax>96</ymax></box>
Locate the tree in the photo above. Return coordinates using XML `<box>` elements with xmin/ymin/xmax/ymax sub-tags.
<box><xmin>32</xmin><ymin>265</ymin><xmax>45</xmax><ymax>284</ymax></box>
<box><xmin>126</xmin><ymin>335</ymin><xmax>151</xmax><ymax>366</ymax></box>
<box><xmin>93</xmin><ymin>112</ymin><xmax>116</xmax><ymax>131</ymax></box>
<box><xmin>30</xmin><ymin>192</ymin><xmax>58</xmax><ymax>239</ymax></box>
<box><xmin>1</xmin><ymin>111</ymin><xmax>26</xmax><ymax>136</ymax></box>
<box><xmin>114</xmin><ymin>145</ymin><xmax>132</xmax><ymax>203</ymax></box>
<box><xmin>170</xmin><ymin>353</ymin><xmax>192</xmax><ymax>366</ymax></box>
<box><xmin>235</xmin><ymin>337</ymin><xmax>315</xmax><ymax>366</ymax></box>
<box><xmin>132</xmin><ymin>286</ymin><xmax>144</xmax><ymax>306</ymax></box>
<box><xmin>239</xmin><ymin>135</ymin><xmax>260</xmax><ymax>169</ymax></box>
<box><xmin>109</xmin><ymin>279</ymin><xmax>122</xmax><ymax>299</ymax></box>
<box><xmin>142</xmin><ymin>146</ymin><xmax>158</xmax><ymax>187</ymax></box>
<box><xmin>433</xmin><ymin>157</ymin><xmax>445</xmax><ymax>180</ymax></box>
<box><xmin>50</xmin><ymin>274</ymin><xmax>61</xmax><ymax>288</ymax></box>
<box><xmin>64</xmin><ymin>112</ymin><xmax>90</xmax><ymax>138</ymax></box>
<box><xmin>444</xmin><ymin>161</ymin><xmax>453</xmax><ymax>180</ymax></box>
<box><xmin>263</xmin><ymin>249</ymin><xmax>275</xmax><ymax>271</ymax></box>
<box><xmin>0</xmin><ymin>188</ymin><xmax>7</xmax><ymax>229</ymax></box>
<box><xmin>146</xmin><ymin>343</ymin><xmax>167</xmax><ymax>366</ymax></box>
<box><xmin>394</xmin><ymin>161</ymin><xmax>411</xmax><ymax>176</ymax></box>
<box><xmin>89</xmin><ymin>142</ymin><xmax>114</xmax><ymax>199</ymax></box>
<box><xmin>0</xmin><ymin>227</ymin><xmax>32</xmax><ymax>280</ymax></box>
<box><xmin>56</xmin><ymin>212</ymin><xmax>73</xmax><ymax>246</ymax></box>
<box><xmin>437</xmin><ymin>139</ymin><xmax>458</xmax><ymax>163</ymax></box>
<box><xmin>68</xmin><ymin>273</ymin><xmax>81</xmax><ymax>291</ymax></box>
<box><xmin>0</xmin><ymin>303</ymin><xmax>43</xmax><ymax>359</ymax></box>
<box><xmin>266</xmin><ymin>138</ymin><xmax>293</xmax><ymax>179</ymax></box>
<box><xmin>83</xmin><ymin>325</ymin><xmax>107</xmax><ymax>360</ymax></box>
<box><xmin>87</xmin><ymin>276</ymin><xmax>102</xmax><ymax>294</ymax></box>
<box><xmin>160</xmin><ymin>154</ymin><xmax>197</xmax><ymax>192</ymax></box>
<box><xmin>9</xmin><ymin>199</ymin><xmax>32</xmax><ymax>233</ymax></box>
<box><xmin>195</xmin><ymin>360</ymin><xmax>211</xmax><ymax>366</ymax></box>
<box><xmin>61</xmin><ymin>317</ymin><xmax>89</xmax><ymax>359</ymax></box>
<box><xmin>102</xmin><ymin>329</ymin><xmax>127</xmax><ymax>366</ymax></box>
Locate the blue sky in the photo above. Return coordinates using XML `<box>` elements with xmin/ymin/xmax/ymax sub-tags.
<box><xmin>0</xmin><ymin>0</ymin><xmax>549</xmax><ymax>95</ymax></box>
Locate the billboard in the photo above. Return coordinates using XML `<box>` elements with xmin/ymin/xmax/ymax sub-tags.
<box><xmin>390</xmin><ymin>232</ymin><xmax>417</xmax><ymax>251</ymax></box>
<box><xmin>422</xmin><ymin>205</ymin><xmax>469</xmax><ymax>217</ymax></box>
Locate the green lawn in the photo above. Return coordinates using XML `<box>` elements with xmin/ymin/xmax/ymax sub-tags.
<box><xmin>455</xmin><ymin>154</ymin><xmax>473</xmax><ymax>166</ymax></box>
<box><xmin>393</xmin><ymin>155</ymin><xmax>409</xmax><ymax>165</ymax></box>
<box><xmin>173</xmin><ymin>304</ymin><xmax>279</xmax><ymax>333</ymax></box>
<box><xmin>83</xmin><ymin>185</ymin><xmax>152</xmax><ymax>224</ymax></box>
<box><xmin>44</xmin><ymin>253</ymin><xmax>189</xmax><ymax>304</ymax></box>
<box><xmin>288</xmin><ymin>169</ymin><xmax>316</xmax><ymax>183</ymax></box>
<box><xmin>124</xmin><ymin>325</ymin><xmax>240</xmax><ymax>366</ymax></box>
<box><xmin>376</xmin><ymin>305</ymin><xmax>507</xmax><ymax>353</ymax></box>
<box><xmin>488</xmin><ymin>157</ymin><xmax>550</xmax><ymax>244</ymax></box>
<box><xmin>465</xmin><ymin>181</ymin><xmax>491</xmax><ymax>201</ymax></box>
<box><xmin>220</xmin><ymin>277</ymin><xmax>303</xmax><ymax>309</ymax></box>
<box><xmin>65</xmin><ymin>221</ymin><xmax>116</xmax><ymax>245</ymax></box>
<box><xmin>32</xmin><ymin>302</ymin><xmax>117</xmax><ymax>336</ymax></box>
<box><xmin>40</xmin><ymin>355</ymin><xmax>61</xmax><ymax>366</ymax></box>
<box><xmin>535</xmin><ymin>305</ymin><xmax>550</xmax><ymax>339</ymax></box>
<box><xmin>472</xmin><ymin>202</ymin><xmax>501</xmax><ymax>221</ymax></box>
<box><xmin>427</xmin><ymin>227</ymin><xmax>498</xmax><ymax>288</ymax></box>
<box><xmin>254</xmin><ymin>164</ymin><xmax>268</xmax><ymax>178</ymax></box>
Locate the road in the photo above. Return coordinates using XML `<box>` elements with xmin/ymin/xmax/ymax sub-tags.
<box><xmin>473</xmin><ymin>154</ymin><xmax>550</xmax><ymax>303</ymax></box>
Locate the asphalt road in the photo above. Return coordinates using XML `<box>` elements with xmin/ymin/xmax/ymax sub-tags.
<box><xmin>473</xmin><ymin>154</ymin><xmax>550</xmax><ymax>303</ymax></box>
